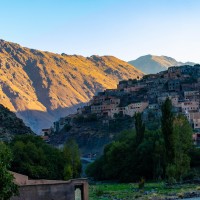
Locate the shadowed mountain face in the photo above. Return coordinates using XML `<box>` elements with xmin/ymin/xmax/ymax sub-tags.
<box><xmin>0</xmin><ymin>104</ymin><xmax>34</xmax><ymax>141</ymax></box>
<box><xmin>0</xmin><ymin>40</ymin><xmax>143</xmax><ymax>133</ymax></box>
<box><xmin>129</xmin><ymin>55</ymin><xmax>195</xmax><ymax>74</ymax></box>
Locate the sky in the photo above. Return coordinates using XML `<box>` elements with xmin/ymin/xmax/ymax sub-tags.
<box><xmin>0</xmin><ymin>0</ymin><xmax>200</xmax><ymax>63</ymax></box>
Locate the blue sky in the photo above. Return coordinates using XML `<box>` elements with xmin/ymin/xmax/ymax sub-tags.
<box><xmin>0</xmin><ymin>0</ymin><xmax>200</xmax><ymax>63</ymax></box>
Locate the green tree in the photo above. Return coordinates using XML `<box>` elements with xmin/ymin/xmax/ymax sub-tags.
<box><xmin>103</xmin><ymin>141</ymin><xmax>131</xmax><ymax>181</ymax></box>
<box><xmin>63</xmin><ymin>139</ymin><xmax>81</xmax><ymax>179</ymax></box>
<box><xmin>0</xmin><ymin>142</ymin><xmax>18</xmax><ymax>200</ymax></box>
<box><xmin>169</xmin><ymin>115</ymin><xmax>193</xmax><ymax>181</ymax></box>
<box><xmin>161</xmin><ymin>98</ymin><xmax>174</xmax><ymax>172</ymax></box>
<box><xmin>63</xmin><ymin>165</ymin><xmax>73</xmax><ymax>180</ymax></box>
<box><xmin>85</xmin><ymin>156</ymin><xmax>105</xmax><ymax>180</ymax></box>
<box><xmin>86</xmin><ymin>100</ymin><xmax>194</xmax><ymax>183</ymax></box>
<box><xmin>153</xmin><ymin>131</ymin><xmax>165</xmax><ymax>179</ymax></box>
<box><xmin>162</xmin><ymin>99</ymin><xmax>193</xmax><ymax>181</ymax></box>
<box><xmin>86</xmin><ymin>129</ymin><xmax>165</xmax><ymax>182</ymax></box>
<box><xmin>190</xmin><ymin>148</ymin><xmax>200</xmax><ymax>171</ymax></box>
<box><xmin>134</xmin><ymin>112</ymin><xmax>145</xmax><ymax>145</ymax></box>
<box><xmin>10</xmin><ymin>135</ymin><xmax>64</xmax><ymax>180</ymax></box>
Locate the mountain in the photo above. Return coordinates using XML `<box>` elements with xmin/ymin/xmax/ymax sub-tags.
<box><xmin>0</xmin><ymin>39</ymin><xmax>143</xmax><ymax>133</ymax></box>
<box><xmin>129</xmin><ymin>55</ymin><xmax>195</xmax><ymax>74</ymax></box>
<box><xmin>0</xmin><ymin>104</ymin><xmax>34</xmax><ymax>141</ymax></box>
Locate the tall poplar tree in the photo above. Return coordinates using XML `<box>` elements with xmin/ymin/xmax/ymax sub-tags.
<box><xmin>172</xmin><ymin>115</ymin><xmax>193</xmax><ymax>180</ymax></box>
<box><xmin>134</xmin><ymin>112</ymin><xmax>145</xmax><ymax>145</ymax></box>
<box><xmin>161</xmin><ymin>98</ymin><xmax>174</xmax><ymax>170</ymax></box>
<box><xmin>63</xmin><ymin>139</ymin><xmax>82</xmax><ymax>180</ymax></box>
<box><xmin>161</xmin><ymin>99</ymin><xmax>193</xmax><ymax>181</ymax></box>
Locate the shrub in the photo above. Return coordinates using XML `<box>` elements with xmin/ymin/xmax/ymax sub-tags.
<box><xmin>95</xmin><ymin>188</ymin><xmax>104</xmax><ymax>197</ymax></box>
<box><xmin>138</xmin><ymin>177</ymin><xmax>145</xmax><ymax>190</ymax></box>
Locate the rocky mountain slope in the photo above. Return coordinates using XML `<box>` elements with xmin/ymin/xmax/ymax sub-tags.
<box><xmin>50</xmin><ymin>115</ymin><xmax>134</xmax><ymax>155</ymax></box>
<box><xmin>0</xmin><ymin>104</ymin><xmax>34</xmax><ymax>141</ymax></box>
<box><xmin>0</xmin><ymin>39</ymin><xmax>143</xmax><ymax>133</ymax></box>
<box><xmin>129</xmin><ymin>55</ymin><xmax>195</xmax><ymax>74</ymax></box>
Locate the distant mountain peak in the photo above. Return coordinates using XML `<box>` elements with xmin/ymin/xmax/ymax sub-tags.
<box><xmin>129</xmin><ymin>55</ymin><xmax>196</xmax><ymax>74</ymax></box>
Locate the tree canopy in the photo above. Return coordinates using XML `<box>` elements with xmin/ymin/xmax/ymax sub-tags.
<box><xmin>63</xmin><ymin>139</ymin><xmax>82</xmax><ymax>180</ymax></box>
<box><xmin>0</xmin><ymin>142</ymin><xmax>18</xmax><ymax>200</ymax></box>
<box><xmin>87</xmin><ymin>99</ymin><xmax>195</xmax><ymax>182</ymax></box>
<box><xmin>9</xmin><ymin>135</ymin><xmax>81</xmax><ymax>180</ymax></box>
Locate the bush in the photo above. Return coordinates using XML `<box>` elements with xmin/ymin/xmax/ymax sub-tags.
<box><xmin>138</xmin><ymin>177</ymin><xmax>145</xmax><ymax>190</ymax></box>
<box><xmin>95</xmin><ymin>188</ymin><xmax>104</xmax><ymax>197</ymax></box>
<box><xmin>166</xmin><ymin>164</ymin><xmax>177</xmax><ymax>184</ymax></box>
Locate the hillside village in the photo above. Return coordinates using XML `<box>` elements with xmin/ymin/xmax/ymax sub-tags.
<box><xmin>45</xmin><ymin>65</ymin><xmax>200</xmax><ymax>150</ymax></box>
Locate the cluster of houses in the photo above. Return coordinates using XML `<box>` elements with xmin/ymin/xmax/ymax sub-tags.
<box><xmin>46</xmin><ymin>65</ymin><xmax>200</xmax><ymax>145</ymax></box>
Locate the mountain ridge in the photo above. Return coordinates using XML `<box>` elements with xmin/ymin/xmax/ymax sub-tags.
<box><xmin>129</xmin><ymin>54</ymin><xmax>196</xmax><ymax>74</ymax></box>
<box><xmin>0</xmin><ymin>39</ymin><xmax>143</xmax><ymax>132</ymax></box>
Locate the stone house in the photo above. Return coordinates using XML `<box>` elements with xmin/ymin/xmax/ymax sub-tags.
<box><xmin>90</xmin><ymin>95</ymin><xmax>106</xmax><ymax>105</ymax></box>
<box><xmin>110</xmin><ymin>97</ymin><xmax>120</xmax><ymax>105</ymax></box>
<box><xmin>168</xmin><ymin>80</ymin><xmax>180</xmax><ymax>91</ymax></box>
<box><xmin>184</xmin><ymin>90</ymin><xmax>200</xmax><ymax>103</ymax></box>
<box><xmin>181</xmin><ymin>83</ymin><xmax>196</xmax><ymax>92</ymax></box>
<box><xmin>168</xmin><ymin>67</ymin><xmax>181</xmax><ymax>79</ymax></box>
<box><xmin>53</xmin><ymin>116</ymin><xmax>72</xmax><ymax>133</ymax></box>
<box><xmin>157</xmin><ymin>95</ymin><xmax>179</xmax><ymax>107</ymax></box>
<box><xmin>109</xmin><ymin>107</ymin><xmax>120</xmax><ymax>118</ymax></box>
<box><xmin>91</xmin><ymin>104</ymin><xmax>102</xmax><ymax>114</ymax></box>
<box><xmin>148</xmin><ymin>103</ymin><xmax>159</xmax><ymax>110</ymax></box>
<box><xmin>109</xmin><ymin>106</ymin><xmax>126</xmax><ymax>118</ymax></box>
<box><xmin>180</xmin><ymin>101</ymin><xmax>199</xmax><ymax>113</ymax></box>
<box><xmin>124</xmin><ymin>85</ymin><xmax>144</xmax><ymax>93</ymax></box>
<box><xmin>180</xmin><ymin>65</ymin><xmax>200</xmax><ymax>74</ymax></box>
<box><xmin>41</xmin><ymin>128</ymin><xmax>51</xmax><ymax>136</ymax></box>
<box><xmin>124</xmin><ymin>102</ymin><xmax>149</xmax><ymax>117</ymax></box>
<box><xmin>91</xmin><ymin>97</ymin><xmax>120</xmax><ymax>116</ymax></box>
<box><xmin>186</xmin><ymin>112</ymin><xmax>200</xmax><ymax>130</ymax></box>
<box><xmin>168</xmin><ymin>66</ymin><xmax>181</xmax><ymax>73</ymax></box>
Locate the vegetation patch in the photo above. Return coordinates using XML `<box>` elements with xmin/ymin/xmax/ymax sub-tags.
<box><xmin>89</xmin><ymin>182</ymin><xmax>200</xmax><ymax>200</ymax></box>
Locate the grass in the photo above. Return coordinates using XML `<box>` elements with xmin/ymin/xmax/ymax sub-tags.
<box><xmin>89</xmin><ymin>182</ymin><xmax>200</xmax><ymax>200</ymax></box>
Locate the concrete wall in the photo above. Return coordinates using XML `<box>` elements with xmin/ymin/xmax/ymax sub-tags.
<box><xmin>11</xmin><ymin>172</ymin><xmax>88</xmax><ymax>200</ymax></box>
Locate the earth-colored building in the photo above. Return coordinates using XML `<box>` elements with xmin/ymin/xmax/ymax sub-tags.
<box><xmin>11</xmin><ymin>172</ymin><xmax>88</xmax><ymax>200</ymax></box>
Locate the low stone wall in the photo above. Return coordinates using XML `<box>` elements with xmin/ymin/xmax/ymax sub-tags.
<box><xmin>11</xmin><ymin>172</ymin><xmax>88</xmax><ymax>200</ymax></box>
